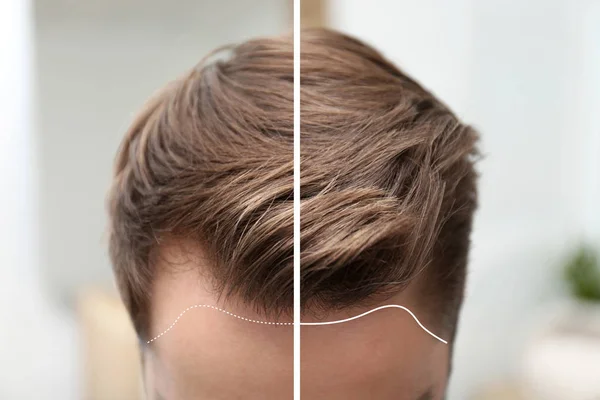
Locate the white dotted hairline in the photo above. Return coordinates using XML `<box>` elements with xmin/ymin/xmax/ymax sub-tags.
<box><xmin>147</xmin><ymin>304</ymin><xmax>448</xmax><ymax>345</ymax></box>
<box><xmin>147</xmin><ymin>305</ymin><xmax>293</xmax><ymax>344</ymax></box>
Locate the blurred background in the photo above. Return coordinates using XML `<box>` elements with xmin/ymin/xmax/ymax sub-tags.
<box><xmin>1</xmin><ymin>0</ymin><xmax>599</xmax><ymax>399</ymax></box>
<box><xmin>0</xmin><ymin>0</ymin><xmax>290</xmax><ymax>398</ymax></box>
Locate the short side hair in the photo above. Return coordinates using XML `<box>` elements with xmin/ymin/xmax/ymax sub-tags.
<box><xmin>107</xmin><ymin>35</ymin><xmax>294</xmax><ymax>339</ymax></box>
<box><xmin>300</xmin><ymin>29</ymin><xmax>479</xmax><ymax>337</ymax></box>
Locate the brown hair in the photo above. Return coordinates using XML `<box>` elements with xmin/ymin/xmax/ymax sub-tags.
<box><xmin>108</xmin><ymin>29</ymin><xmax>478</xmax><ymax>341</ymax></box>
<box><xmin>108</xmin><ymin>34</ymin><xmax>294</xmax><ymax>339</ymax></box>
<box><xmin>299</xmin><ymin>29</ymin><xmax>479</xmax><ymax>337</ymax></box>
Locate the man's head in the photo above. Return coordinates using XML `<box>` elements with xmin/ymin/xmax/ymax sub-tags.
<box><xmin>107</xmin><ymin>28</ymin><xmax>478</xmax><ymax>400</ymax></box>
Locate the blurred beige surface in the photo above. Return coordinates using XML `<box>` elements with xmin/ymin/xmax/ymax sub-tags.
<box><xmin>472</xmin><ymin>382</ymin><xmax>524</xmax><ymax>400</ymax></box>
<box><xmin>302</xmin><ymin>0</ymin><xmax>327</xmax><ymax>28</ymax></box>
<box><xmin>78</xmin><ymin>288</ymin><xmax>142</xmax><ymax>400</ymax></box>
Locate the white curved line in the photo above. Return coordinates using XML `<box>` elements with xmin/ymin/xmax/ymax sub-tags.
<box><xmin>147</xmin><ymin>304</ymin><xmax>447</xmax><ymax>345</ymax></box>
<box><xmin>300</xmin><ymin>305</ymin><xmax>447</xmax><ymax>344</ymax></box>
<box><xmin>147</xmin><ymin>304</ymin><xmax>293</xmax><ymax>344</ymax></box>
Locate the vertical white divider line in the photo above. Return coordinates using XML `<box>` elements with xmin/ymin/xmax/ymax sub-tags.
<box><xmin>292</xmin><ymin>0</ymin><xmax>301</xmax><ymax>399</ymax></box>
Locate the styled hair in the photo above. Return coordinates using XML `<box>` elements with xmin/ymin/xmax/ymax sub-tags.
<box><xmin>299</xmin><ymin>29</ymin><xmax>479</xmax><ymax>337</ymax></box>
<box><xmin>108</xmin><ymin>34</ymin><xmax>294</xmax><ymax>339</ymax></box>
<box><xmin>108</xmin><ymin>29</ymin><xmax>478</xmax><ymax>341</ymax></box>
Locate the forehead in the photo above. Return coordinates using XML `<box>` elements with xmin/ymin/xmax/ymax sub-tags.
<box><xmin>148</xmin><ymin>311</ymin><xmax>293</xmax><ymax>399</ymax></box>
<box><xmin>301</xmin><ymin>299</ymin><xmax>449</xmax><ymax>400</ymax></box>
<box><xmin>147</xmin><ymin>243</ymin><xmax>448</xmax><ymax>399</ymax></box>
<box><xmin>148</xmin><ymin>252</ymin><xmax>293</xmax><ymax>399</ymax></box>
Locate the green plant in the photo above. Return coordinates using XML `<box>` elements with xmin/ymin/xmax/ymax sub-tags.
<box><xmin>564</xmin><ymin>245</ymin><xmax>600</xmax><ymax>302</ymax></box>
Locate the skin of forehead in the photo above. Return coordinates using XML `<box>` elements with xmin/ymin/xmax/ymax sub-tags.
<box><xmin>147</xmin><ymin>241</ymin><xmax>448</xmax><ymax>399</ymax></box>
<box><xmin>300</xmin><ymin>295</ymin><xmax>449</xmax><ymax>399</ymax></box>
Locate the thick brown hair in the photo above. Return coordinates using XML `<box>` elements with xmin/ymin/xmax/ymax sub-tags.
<box><xmin>300</xmin><ymin>29</ymin><xmax>478</xmax><ymax>336</ymax></box>
<box><xmin>108</xmin><ymin>29</ymin><xmax>478</xmax><ymax>341</ymax></box>
<box><xmin>108</xmin><ymin>34</ymin><xmax>294</xmax><ymax>339</ymax></box>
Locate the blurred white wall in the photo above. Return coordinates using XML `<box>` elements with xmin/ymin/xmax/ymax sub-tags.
<box><xmin>0</xmin><ymin>0</ymin><xmax>79</xmax><ymax>398</ymax></box>
<box><xmin>327</xmin><ymin>0</ymin><xmax>600</xmax><ymax>398</ymax></box>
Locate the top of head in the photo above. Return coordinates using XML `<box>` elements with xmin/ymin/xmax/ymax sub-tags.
<box><xmin>107</xmin><ymin>28</ymin><xmax>479</xmax><ymax>342</ymax></box>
